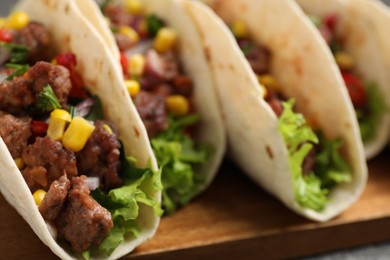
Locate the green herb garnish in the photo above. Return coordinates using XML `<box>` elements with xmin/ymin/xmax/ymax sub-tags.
<box><xmin>0</xmin><ymin>42</ymin><xmax>29</xmax><ymax>64</ymax></box>
<box><xmin>147</xmin><ymin>14</ymin><xmax>163</xmax><ymax>37</ymax></box>
<box><xmin>5</xmin><ymin>63</ymin><xmax>29</xmax><ymax>80</ymax></box>
<box><xmin>36</xmin><ymin>84</ymin><xmax>61</xmax><ymax>112</ymax></box>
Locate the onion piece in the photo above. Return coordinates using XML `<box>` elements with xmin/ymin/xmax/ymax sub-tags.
<box><xmin>85</xmin><ymin>177</ymin><xmax>100</xmax><ymax>191</ymax></box>
<box><xmin>125</xmin><ymin>39</ymin><xmax>153</xmax><ymax>57</ymax></box>
<box><xmin>75</xmin><ymin>98</ymin><xmax>94</xmax><ymax>118</ymax></box>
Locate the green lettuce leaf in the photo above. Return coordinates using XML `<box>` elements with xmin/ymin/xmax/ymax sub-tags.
<box><xmin>151</xmin><ymin>115</ymin><xmax>211</xmax><ymax>214</ymax></box>
<box><xmin>90</xmin><ymin>152</ymin><xmax>162</xmax><ymax>256</ymax></box>
<box><xmin>357</xmin><ymin>82</ymin><xmax>387</xmax><ymax>143</ymax></box>
<box><xmin>278</xmin><ymin>99</ymin><xmax>351</xmax><ymax>211</ymax></box>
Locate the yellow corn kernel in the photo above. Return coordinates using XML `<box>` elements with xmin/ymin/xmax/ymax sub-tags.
<box><xmin>5</xmin><ymin>11</ymin><xmax>29</xmax><ymax>30</ymax></box>
<box><xmin>124</xmin><ymin>0</ymin><xmax>144</xmax><ymax>15</ymax></box>
<box><xmin>102</xmin><ymin>124</ymin><xmax>113</xmax><ymax>135</ymax></box>
<box><xmin>128</xmin><ymin>54</ymin><xmax>145</xmax><ymax>77</ymax></box>
<box><xmin>51</xmin><ymin>58</ymin><xmax>57</xmax><ymax>65</ymax></box>
<box><xmin>0</xmin><ymin>18</ymin><xmax>5</xmax><ymax>28</ymax></box>
<box><xmin>166</xmin><ymin>95</ymin><xmax>189</xmax><ymax>116</ymax></box>
<box><xmin>260</xmin><ymin>84</ymin><xmax>268</xmax><ymax>99</ymax></box>
<box><xmin>33</xmin><ymin>189</ymin><xmax>46</xmax><ymax>207</ymax></box>
<box><xmin>119</xmin><ymin>26</ymin><xmax>139</xmax><ymax>45</ymax></box>
<box><xmin>334</xmin><ymin>51</ymin><xmax>354</xmax><ymax>71</ymax></box>
<box><xmin>125</xmin><ymin>80</ymin><xmax>141</xmax><ymax>98</ymax></box>
<box><xmin>47</xmin><ymin>109</ymin><xmax>71</xmax><ymax>141</ymax></box>
<box><xmin>154</xmin><ymin>27</ymin><xmax>177</xmax><ymax>53</ymax></box>
<box><xmin>62</xmin><ymin>117</ymin><xmax>95</xmax><ymax>152</ymax></box>
<box><xmin>257</xmin><ymin>74</ymin><xmax>278</xmax><ymax>90</ymax></box>
<box><xmin>14</xmin><ymin>158</ymin><xmax>25</xmax><ymax>170</ymax></box>
<box><xmin>231</xmin><ymin>20</ymin><xmax>248</xmax><ymax>38</ymax></box>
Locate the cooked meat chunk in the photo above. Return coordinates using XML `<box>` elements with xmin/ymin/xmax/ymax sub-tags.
<box><xmin>39</xmin><ymin>174</ymin><xmax>71</xmax><ymax>221</ymax></box>
<box><xmin>135</xmin><ymin>91</ymin><xmax>168</xmax><ymax>137</ymax></box>
<box><xmin>12</xmin><ymin>22</ymin><xmax>51</xmax><ymax>64</ymax></box>
<box><xmin>56</xmin><ymin>176</ymin><xmax>113</xmax><ymax>253</ymax></box>
<box><xmin>22</xmin><ymin>166</ymin><xmax>47</xmax><ymax>192</ymax></box>
<box><xmin>0</xmin><ymin>62</ymin><xmax>71</xmax><ymax>114</ymax></box>
<box><xmin>0</xmin><ymin>112</ymin><xmax>31</xmax><ymax>158</ymax></box>
<box><xmin>115</xmin><ymin>33</ymin><xmax>134</xmax><ymax>51</ymax></box>
<box><xmin>160</xmin><ymin>51</ymin><xmax>179</xmax><ymax>81</ymax></box>
<box><xmin>22</xmin><ymin>136</ymin><xmax>77</xmax><ymax>191</ymax></box>
<box><xmin>77</xmin><ymin>121</ymin><xmax>122</xmax><ymax>190</ymax></box>
<box><xmin>172</xmin><ymin>75</ymin><xmax>193</xmax><ymax>97</ymax></box>
<box><xmin>238</xmin><ymin>40</ymin><xmax>270</xmax><ymax>75</ymax></box>
<box><xmin>104</xmin><ymin>4</ymin><xmax>133</xmax><ymax>26</ymax></box>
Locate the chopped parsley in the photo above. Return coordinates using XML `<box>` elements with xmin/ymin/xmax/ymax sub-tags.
<box><xmin>5</xmin><ymin>63</ymin><xmax>29</xmax><ymax>80</ymax></box>
<box><xmin>36</xmin><ymin>84</ymin><xmax>61</xmax><ymax>112</ymax></box>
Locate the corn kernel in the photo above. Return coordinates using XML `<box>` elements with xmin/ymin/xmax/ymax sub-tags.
<box><xmin>154</xmin><ymin>27</ymin><xmax>177</xmax><ymax>53</ymax></box>
<box><xmin>102</xmin><ymin>124</ymin><xmax>113</xmax><ymax>135</ymax></box>
<box><xmin>5</xmin><ymin>11</ymin><xmax>29</xmax><ymax>30</ymax></box>
<box><xmin>257</xmin><ymin>74</ymin><xmax>278</xmax><ymax>90</ymax></box>
<box><xmin>119</xmin><ymin>26</ymin><xmax>139</xmax><ymax>45</ymax></box>
<box><xmin>334</xmin><ymin>51</ymin><xmax>354</xmax><ymax>71</ymax></box>
<box><xmin>128</xmin><ymin>54</ymin><xmax>145</xmax><ymax>77</ymax></box>
<box><xmin>51</xmin><ymin>58</ymin><xmax>57</xmax><ymax>65</ymax></box>
<box><xmin>62</xmin><ymin>117</ymin><xmax>95</xmax><ymax>152</ymax></box>
<box><xmin>231</xmin><ymin>20</ymin><xmax>248</xmax><ymax>38</ymax></box>
<box><xmin>125</xmin><ymin>80</ymin><xmax>140</xmax><ymax>98</ymax></box>
<box><xmin>124</xmin><ymin>0</ymin><xmax>144</xmax><ymax>15</ymax></box>
<box><xmin>33</xmin><ymin>189</ymin><xmax>46</xmax><ymax>207</ymax></box>
<box><xmin>166</xmin><ymin>95</ymin><xmax>189</xmax><ymax>116</ymax></box>
<box><xmin>14</xmin><ymin>158</ymin><xmax>25</xmax><ymax>170</ymax></box>
<box><xmin>0</xmin><ymin>18</ymin><xmax>5</xmax><ymax>28</ymax></box>
<box><xmin>260</xmin><ymin>84</ymin><xmax>268</xmax><ymax>99</ymax></box>
<box><xmin>47</xmin><ymin>109</ymin><xmax>71</xmax><ymax>141</ymax></box>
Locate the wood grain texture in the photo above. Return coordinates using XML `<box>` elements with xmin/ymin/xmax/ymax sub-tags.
<box><xmin>1</xmin><ymin>149</ymin><xmax>389</xmax><ymax>259</ymax></box>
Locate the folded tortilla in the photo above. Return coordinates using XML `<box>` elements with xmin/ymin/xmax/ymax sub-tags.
<box><xmin>0</xmin><ymin>0</ymin><xmax>160</xmax><ymax>259</ymax></box>
<box><xmin>191</xmin><ymin>0</ymin><xmax>367</xmax><ymax>221</ymax></box>
<box><xmin>73</xmin><ymin>0</ymin><xmax>226</xmax><ymax>208</ymax></box>
<box><xmin>295</xmin><ymin>0</ymin><xmax>390</xmax><ymax>160</ymax></box>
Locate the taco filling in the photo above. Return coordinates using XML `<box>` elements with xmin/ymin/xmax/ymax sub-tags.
<box><xmin>230</xmin><ymin>21</ymin><xmax>352</xmax><ymax>211</ymax></box>
<box><xmin>309</xmin><ymin>14</ymin><xmax>387</xmax><ymax>143</ymax></box>
<box><xmin>0</xmin><ymin>11</ymin><xmax>160</xmax><ymax>257</ymax></box>
<box><xmin>101</xmin><ymin>2</ymin><xmax>211</xmax><ymax>214</ymax></box>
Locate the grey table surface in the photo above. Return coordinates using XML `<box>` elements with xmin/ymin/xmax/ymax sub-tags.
<box><xmin>1</xmin><ymin>0</ymin><xmax>390</xmax><ymax>259</ymax></box>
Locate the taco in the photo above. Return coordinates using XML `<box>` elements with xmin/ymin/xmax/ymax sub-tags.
<box><xmin>0</xmin><ymin>0</ymin><xmax>162</xmax><ymax>258</ymax></box>
<box><xmin>296</xmin><ymin>0</ymin><xmax>390</xmax><ymax>160</ymax></box>
<box><xmin>192</xmin><ymin>0</ymin><xmax>367</xmax><ymax>221</ymax></box>
<box><xmin>73</xmin><ymin>0</ymin><xmax>226</xmax><ymax>214</ymax></box>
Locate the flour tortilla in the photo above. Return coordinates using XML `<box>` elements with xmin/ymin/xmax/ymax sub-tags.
<box><xmin>0</xmin><ymin>0</ymin><xmax>160</xmax><ymax>259</ymax></box>
<box><xmin>73</xmin><ymin>0</ymin><xmax>226</xmax><ymax>194</ymax></box>
<box><xmin>191</xmin><ymin>0</ymin><xmax>367</xmax><ymax>221</ymax></box>
<box><xmin>296</xmin><ymin>0</ymin><xmax>390</xmax><ymax>160</ymax></box>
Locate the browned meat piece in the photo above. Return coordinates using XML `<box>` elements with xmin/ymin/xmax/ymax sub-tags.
<box><xmin>302</xmin><ymin>146</ymin><xmax>317</xmax><ymax>176</ymax></box>
<box><xmin>152</xmin><ymin>84</ymin><xmax>173</xmax><ymax>97</ymax></box>
<box><xmin>0</xmin><ymin>112</ymin><xmax>31</xmax><ymax>158</ymax></box>
<box><xmin>39</xmin><ymin>174</ymin><xmax>71</xmax><ymax>221</ymax></box>
<box><xmin>172</xmin><ymin>75</ymin><xmax>193</xmax><ymax>97</ymax></box>
<box><xmin>160</xmin><ymin>51</ymin><xmax>179</xmax><ymax>81</ymax></box>
<box><xmin>77</xmin><ymin>121</ymin><xmax>122</xmax><ymax>190</ymax></box>
<box><xmin>22</xmin><ymin>136</ymin><xmax>77</xmax><ymax>191</ymax></box>
<box><xmin>56</xmin><ymin>176</ymin><xmax>113</xmax><ymax>253</ymax></box>
<box><xmin>12</xmin><ymin>22</ymin><xmax>51</xmax><ymax>64</ymax></box>
<box><xmin>135</xmin><ymin>91</ymin><xmax>168</xmax><ymax>137</ymax></box>
<box><xmin>0</xmin><ymin>62</ymin><xmax>71</xmax><ymax>114</ymax></box>
<box><xmin>238</xmin><ymin>40</ymin><xmax>270</xmax><ymax>75</ymax></box>
<box><xmin>22</xmin><ymin>166</ymin><xmax>47</xmax><ymax>192</ymax></box>
<box><xmin>104</xmin><ymin>4</ymin><xmax>133</xmax><ymax>26</ymax></box>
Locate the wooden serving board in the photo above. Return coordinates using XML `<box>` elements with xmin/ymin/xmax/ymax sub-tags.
<box><xmin>1</xmin><ymin>149</ymin><xmax>390</xmax><ymax>259</ymax></box>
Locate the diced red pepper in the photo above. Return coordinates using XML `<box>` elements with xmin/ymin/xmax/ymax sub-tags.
<box><xmin>31</xmin><ymin>120</ymin><xmax>48</xmax><ymax>136</ymax></box>
<box><xmin>342</xmin><ymin>72</ymin><xmax>367</xmax><ymax>108</ymax></box>
<box><xmin>0</xmin><ymin>28</ymin><xmax>13</xmax><ymax>43</ymax></box>
<box><xmin>324</xmin><ymin>14</ymin><xmax>338</xmax><ymax>32</ymax></box>
<box><xmin>120</xmin><ymin>52</ymin><xmax>128</xmax><ymax>77</ymax></box>
<box><xmin>55</xmin><ymin>53</ymin><xmax>77</xmax><ymax>68</ymax></box>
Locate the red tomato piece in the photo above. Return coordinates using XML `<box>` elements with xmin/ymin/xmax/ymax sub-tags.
<box><xmin>0</xmin><ymin>28</ymin><xmax>13</xmax><ymax>42</ymax></box>
<box><xmin>120</xmin><ymin>52</ymin><xmax>128</xmax><ymax>77</ymax></box>
<box><xmin>31</xmin><ymin>120</ymin><xmax>48</xmax><ymax>136</ymax></box>
<box><xmin>342</xmin><ymin>72</ymin><xmax>367</xmax><ymax>108</ymax></box>
<box><xmin>324</xmin><ymin>14</ymin><xmax>338</xmax><ymax>32</ymax></box>
<box><xmin>55</xmin><ymin>53</ymin><xmax>77</xmax><ymax>68</ymax></box>
<box><xmin>68</xmin><ymin>66</ymin><xmax>87</xmax><ymax>98</ymax></box>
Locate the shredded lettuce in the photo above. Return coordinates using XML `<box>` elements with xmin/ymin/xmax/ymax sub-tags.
<box><xmin>357</xmin><ymin>82</ymin><xmax>387</xmax><ymax>143</ymax></box>
<box><xmin>89</xmin><ymin>150</ymin><xmax>162</xmax><ymax>256</ymax></box>
<box><xmin>151</xmin><ymin>115</ymin><xmax>210</xmax><ymax>214</ymax></box>
<box><xmin>278</xmin><ymin>99</ymin><xmax>351</xmax><ymax>211</ymax></box>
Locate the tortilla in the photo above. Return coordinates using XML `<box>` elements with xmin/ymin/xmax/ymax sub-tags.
<box><xmin>295</xmin><ymin>0</ymin><xmax>390</xmax><ymax>160</ymax></box>
<box><xmin>190</xmin><ymin>0</ymin><xmax>367</xmax><ymax>221</ymax></box>
<box><xmin>74</xmin><ymin>0</ymin><xmax>226</xmax><ymax>205</ymax></box>
<box><xmin>0</xmin><ymin>0</ymin><xmax>160</xmax><ymax>259</ymax></box>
